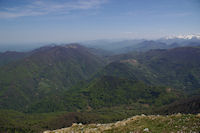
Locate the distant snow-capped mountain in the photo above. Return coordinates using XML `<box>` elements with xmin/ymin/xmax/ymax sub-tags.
<box><xmin>165</xmin><ymin>34</ymin><xmax>200</xmax><ymax>40</ymax></box>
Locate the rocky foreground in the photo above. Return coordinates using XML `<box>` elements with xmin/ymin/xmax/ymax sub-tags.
<box><xmin>44</xmin><ymin>113</ymin><xmax>200</xmax><ymax>133</ymax></box>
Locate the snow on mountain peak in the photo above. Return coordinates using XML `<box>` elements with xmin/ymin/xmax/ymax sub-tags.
<box><xmin>165</xmin><ymin>34</ymin><xmax>200</xmax><ymax>40</ymax></box>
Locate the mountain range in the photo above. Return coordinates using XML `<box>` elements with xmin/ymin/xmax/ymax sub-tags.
<box><xmin>82</xmin><ymin>35</ymin><xmax>200</xmax><ymax>54</ymax></box>
<box><xmin>0</xmin><ymin>41</ymin><xmax>200</xmax><ymax>132</ymax></box>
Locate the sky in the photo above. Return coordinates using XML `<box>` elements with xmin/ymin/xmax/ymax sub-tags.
<box><xmin>0</xmin><ymin>0</ymin><xmax>200</xmax><ymax>45</ymax></box>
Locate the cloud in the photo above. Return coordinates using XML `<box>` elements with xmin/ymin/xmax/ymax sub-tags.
<box><xmin>0</xmin><ymin>0</ymin><xmax>108</xmax><ymax>18</ymax></box>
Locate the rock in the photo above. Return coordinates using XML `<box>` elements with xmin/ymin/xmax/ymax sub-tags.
<box><xmin>143</xmin><ymin>128</ymin><xmax>149</xmax><ymax>132</ymax></box>
<box><xmin>97</xmin><ymin>124</ymin><xmax>101</xmax><ymax>127</ymax></box>
<box><xmin>43</xmin><ymin>131</ymin><xmax>50</xmax><ymax>133</ymax></box>
<box><xmin>141</xmin><ymin>114</ymin><xmax>146</xmax><ymax>117</ymax></box>
<box><xmin>176</xmin><ymin>113</ymin><xmax>182</xmax><ymax>117</ymax></box>
<box><xmin>78</xmin><ymin>123</ymin><xmax>83</xmax><ymax>126</ymax></box>
<box><xmin>72</xmin><ymin>123</ymin><xmax>78</xmax><ymax>126</ymax></box>
<box><xmin>114</xmin><ymin>121</ymin><xmax>126</xmax><ymax>127</ymax></box>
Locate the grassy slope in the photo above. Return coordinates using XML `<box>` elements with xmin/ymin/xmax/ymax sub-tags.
<box><xmin>45</xmin><ymin>114</ymin><xmax>200</xmax><ymax>133</ymax></box>
<box><xmin>0</xmin><ymin>109</ymin><xmax>151</xmax><ymax>133</ymax></box>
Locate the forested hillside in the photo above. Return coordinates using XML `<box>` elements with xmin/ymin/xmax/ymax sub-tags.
<box><xmin>0</xmin><ymin>44</ymin><xmax>200</xmax><ymax>132</ymax></box>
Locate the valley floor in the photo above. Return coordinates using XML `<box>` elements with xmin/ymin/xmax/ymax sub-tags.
<box><xmin>44</xmin><ymin>113</ymin><xmax>200</xmax><ymax>133</ymax></box>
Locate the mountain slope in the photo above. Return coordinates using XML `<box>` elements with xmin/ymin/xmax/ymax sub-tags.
<box><xmin>26</xmin><ymin>75</ymin><xmax>178</xmax><ymax>113</ymax></box>
<box><xmin>0</xmin><ymin>44</ymin><xmax>105</xmax><ymax>111</ymax></box>
<box><xmin>156</xmin><ymin>95</ymin><xmax>200</xmax><ymax>114</ymax></box>
<box><xmin>103</xmin><ymin>47</ymin><xmax>200</xmax><ymax>92</ymax></box>
<box><xmin>77</xmin><ymin>76</ymin><xmax>178</xmax><ymax>109</ymax></box>
<box><xmin>138</xmin><ymin>47</ymin><xmax>200</xmax><ymax>91</ymax></box>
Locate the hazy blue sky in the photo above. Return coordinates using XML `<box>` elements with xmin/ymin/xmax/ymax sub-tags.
<box><xmin>0</xmin><ymin>0</ymin><xmax>200</xmax><ymax>44</ymax></box>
